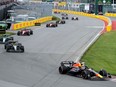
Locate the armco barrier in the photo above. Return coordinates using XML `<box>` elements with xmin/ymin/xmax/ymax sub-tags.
<box><xmin>53</xmin><ymin>9</ymin><xmax>112</xmax><ymax>32</ymax></box>
<box><xmin>12</xmin><ymin>16</ymin><xmax>53</xmax><ymax>30</ymax></box>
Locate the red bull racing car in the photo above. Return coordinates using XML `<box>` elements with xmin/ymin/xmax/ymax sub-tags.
<box><xmin>59</xmin><ymin>61</ymin><xmax>111</xmax><ymax>80</ymax></box>
<box><xmin>17</xmin><ymin>29</ymin><xmax>33</xmax><ymax>36</ymax></box>
<box><xmin>46</xmin><ymin>22</ymin><xmax>58</xmax><ymax>27</ymax></box>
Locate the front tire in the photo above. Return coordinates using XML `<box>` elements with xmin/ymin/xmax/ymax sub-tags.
<box><xmin>17</xmin><ymin>31</ymin><xmax>20</xmax><ymax>36</ymax></box>
<box><xmin>59</xmin><ymin>66</ymin><xmax>67</xmax><ymax>74</ymax></box>
<box><xmin>30</xmin><ymin>31</ymin><xmax>33</xmax><ymax>35</ymax></box>
<box><xmin>21</xmin><ymin>46</ymin><xmax>24</xmax><ymax>53</ymax></box>
<box><xmin>99</xmin><ymin>69</ymin><xmax>107</xmax><ymax>77</ymax></box>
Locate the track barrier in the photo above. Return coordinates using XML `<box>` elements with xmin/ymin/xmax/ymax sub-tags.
<box><xmin>11</xmin><ymin>16</ymin><xmax>53</xmax><ymax>30</ymax></box>
<box><xmin>105</xmin><ymin>13</ymin><xmax>116</xmax><ymax>17</ymax></box>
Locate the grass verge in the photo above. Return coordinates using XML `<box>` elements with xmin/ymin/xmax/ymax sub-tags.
<box><xmin>52</xmin><ymin>15</ymin><xmax>61</xmax><ymax>21</ymax></box>
<box><xmin>0</xmin><ymin>32</ymin><xmax>16</xmax><ymax>37</ymax></box>
<box><xmin>81</xmin><ymin>31</ymin><xmax>116</xmax><ymax>75</ymax></box>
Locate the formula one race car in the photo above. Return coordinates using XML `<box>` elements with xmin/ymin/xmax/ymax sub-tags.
<box><xmin>46</xmin><ymin>22</ymin><xmax>58</xmax><ymax>27</ymax></box>
<box><xmin>0</xmin><ymin>34</ymin><xmax>13</xmax><ymax>44</ymax></box>
<box><xmin>72</xmin><ymin>17</ymin><xmax>78</xmax><ymax>20</ymax></box>
<box><xmin>17</xmin><ymin>29</ymin><xmax>33</xmax><ymax>36</ymax></box>
<box><xmin>61</xmin><ymin>13</ymin><xmax>68</xmax><ymax>16</ymax></box>
<box><xmin>59</xmin><ymin>61</ymin><xmax>111</xmax><ymax>80</ymax></box>
<box><xmin>56</xmin><ymin>20</ymin><xmax>65</xmax><ymax>24</ymax></box>
<box><xmin>5</xmin><ymin>40</ymin><xmax>24</xmax><ymax>53</ymax></box>
<box><xmin>62</xmin><ymin>16</ymin><xmax>68</xmax><ymax>20</ymax></box>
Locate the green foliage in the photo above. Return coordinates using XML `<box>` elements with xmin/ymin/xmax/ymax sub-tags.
<box><xmin>0</xmin><ymin>32</ymin><xmax>15</xmax><ymax>37</ymax></box>
<box><xmin>52</xmin><ymin>16</ymin><xmax>60</xmax><ymax>21</ymax></box>
<box><xmin>81</xmin><ymin>31</ymin><xmax>116</xmax><ymax>75</ymax></box>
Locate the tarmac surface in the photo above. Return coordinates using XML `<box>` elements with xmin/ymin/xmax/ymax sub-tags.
<box><xmin>0</xmin><ymin>14</ymin><xmax>116</xmax><ymax>87</ymax></box>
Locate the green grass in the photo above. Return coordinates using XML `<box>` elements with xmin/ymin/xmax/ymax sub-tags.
<box><xmin>81</xmin><ymin>31</ymin><xmax>116</xmax><ymax>75</ymax></box>
<box><xmin>52</xmin><ymin>15</ymin><xmax>61</xmax><ymax>21</ymax></box>
<box><xmin>0</xmin><ymin>32</ymin><xmax>16</xmax><ymax>37</ymax></box>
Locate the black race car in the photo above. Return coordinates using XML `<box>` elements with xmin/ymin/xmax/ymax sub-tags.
<box><xmin>62</xmin><ymin>16</ymin><xmax>68</xmax><ymax>20</ymax></box>
<box><xmin>46</xmin><ymin>22</ymin><xmax>58</xmax><ymax>27</ymax></box>
<box><xmin>59</xmin><ymin>61</ymin><xmax>111</xmax><ymax>80</ymax></box>
<box><xmin>56</xmin><ymin>20</ymin><xmax>65</xmax><ymax>24</ymax></box>
<box><xmin>5</xmin><ymin>40</ymin><xmax>24</xmax><ymax>53</ymax></box>
<box><xmin>17</xmin><ymin>29</ymin><xmax>33</xmax><ymax>36</ymax></box>
<box><xmin>0</xmin><ymin>34</ymin><xmax>13</xmax><ymax>44</ymax></box>
<box><xmin>72</xmin><ymin>17</ymin><xmax>78</xmax><ymax>20</ymax></box>
<box><xmin>61</xmin><ymin>13</ymin><xmax>68</xmax><ymax>16</ymax></box>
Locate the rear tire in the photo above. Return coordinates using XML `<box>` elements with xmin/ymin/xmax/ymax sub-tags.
<box><xmin>82</xmin><ymin>70</ymin><xmax>91</xmax><ymax>79</ymax></box>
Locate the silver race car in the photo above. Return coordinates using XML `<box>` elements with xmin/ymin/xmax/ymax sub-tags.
<box><xmin>0</xmin><ymin>34</ymin><xmax>13</xmax><ymax>44</ymax></box>
<box><xmin>5</xmin><ymin>41</ymin><xmax>24</xmax><ymax>53</ymax></box>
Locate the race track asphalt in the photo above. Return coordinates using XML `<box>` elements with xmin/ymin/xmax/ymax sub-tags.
<box><xmin>0</xmin><ymin>14</ymin><xmax>116</xmax><ymax>87</ymax></box>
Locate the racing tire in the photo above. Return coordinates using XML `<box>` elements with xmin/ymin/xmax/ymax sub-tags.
<box><xmin>17</xmin><ymin>31</ymin><xmax>20</xmax><ymax>36</ymax></box>
<box><xmin>76</xmin><ymin>18</ymin><xmax>78</xmax><ymax>20</ymax></box>
<box><xmin>56</xmin><ymin>24</ymin><xmax>58</xmax><ymax>27</ymax></box>
<box><xmin>99</xmin><ymin>69</ymin><xmax>107</xmax><ymax>77</ymax></box>
<box><xmin>27</xmin><ymin>32</ymin><xmax>30</xmax><ymax>36</ymax></box>
<box><xmin>5</xmin><ymin>38</ymin><xmax>10</xmax><ymax>42</ymax></box>
<box><xmin>82</xmin><ymin>70</ymin><xmax>91</xmax><ymax>79</ymax></box>
<box><xmin>66</xmin><ymin>17</ymin><xmax>68</xmax><ymax>19</ymax></box>
<box><xmin>62</xmin><ymin>17</ymin><xmax>64</xmax><ymax>19</ymax></box>
<box><xmin>4</xmin><ymin>45</ymin><xmax>6</xmax><ymax>49</ymax></box>
<box><xmin>63</xmin><ymin>21</ymin><xmax>65</xmax><ymax>24</ymax></box>
<box><xmin>4</xmin><ymin>44</ymin><xmax>8</xmax><ymax>49</ymax></box>
<box><xmin>6</xmin><ymin>47</ymin><xmax>10</xmax><ymax>52</ymax></box>
<box><xmin>107</xmin><ymin>73</ymin><xmax>112</xmax><ymax>78</ymax></box>
<box><xmin>59</xmin><ymin>66</ymin><xmax>67</xmax><ymax>74</ymax></box>
<box><xmin>30</xmin><ymin>31</ymin><xmax>33</xmax><ymax>35</ymax></box>
<box><xmin>6</xmin><ymin>49</ymin><xmax>9</xmax><ymax>52</ymax></box>
<box><xmin>46</xmin><ymin>25</ymin><xmax>49</xmax><ymax>27</ymax></box>
<box><xmin>72</xmin><ymin>18</ymin><xmax>74</xmax><ymax>20</ymax></box>
<box><xmin>21</xmin><ymin>46</ymin><xmax>24</xmax><ymax>53</ymax></box>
